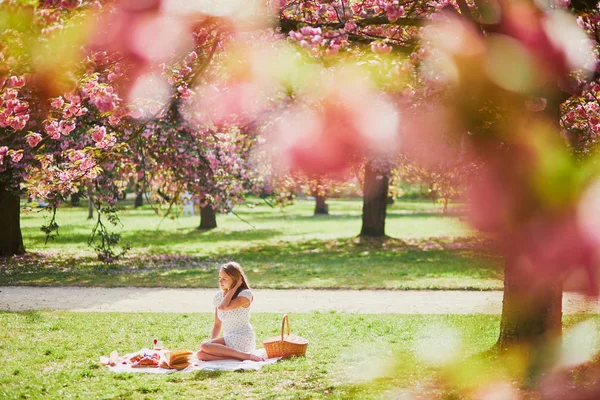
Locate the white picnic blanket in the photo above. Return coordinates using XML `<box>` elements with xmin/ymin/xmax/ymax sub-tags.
<box><xmin>105</xmin><ymin>348</ymin><xmax>278</xmax><ymax>373</ymax></box>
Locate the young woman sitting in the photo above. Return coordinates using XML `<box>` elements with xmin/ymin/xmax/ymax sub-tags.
<box><xmin>197</xmin><ymin>262</ymin><xmax>264</xmax><ymax>362</ymax></box>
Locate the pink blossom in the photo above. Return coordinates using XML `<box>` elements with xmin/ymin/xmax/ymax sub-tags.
<box><xmin>5</xmin><ymin>100</ymin><xmax>18</xmax><ymax>110</ymax></box>
<box><xmin>59</xmin><ymin>120</ymin><xmax>76</xmax><ymax>135</ymax></box>
<box><xmin>64</xmin><ymin>93</ymin><xmax>81</xmax><ymax>104</ymax></box>
<box><xmin>4</xmin><ymin>89</ymin><xmax>17</xmax><ymax>100</ymax></box>
<box><xmin>386</xmin><ymin>5</ymin><xmax>405</xmax><ymax>22</ymax></box>
<box><xmin>45</xmin><ymin>121</ymin><xmax>61</xmax><ymax>139</ymax></box>
<box><xmin>185</xmin><ymin>51</ymin><xmax>198</xmax><ymax>63</ymax></box>
<box><xmin>80</xmin><ymin>158</ymin><xmax>95</xmax><ymax>172</ymax></box>
<box><xmin>13</xmin><ymin>103</ymin><xmax>28</xmax><ymax>115</ymax></box>
<box><xmin>108</xmin><ymin>114</ymin><xmax>121</xmax><ymax>126</ymax></box>
<box><xmin>0</xmin><ymin>146</ymin><xmax>7</xmax><ymax>165</ymax></box>
<box><xmin>95</xmin><ymin>135</ymin><xmax>116</xmax><ymax>149</ymax></box>
<box><xmin>51</xmin><ymin>97</ymin><xmax>64</xmax><ymax>109</ymax></box>
<box><xmin>6</xmin><ymin>76</ymin><xmax>25</xmax><ymax>88</ymax></box>
<box><xmin>10</xmin><ymin>151</ymin><xmax>23</xmax><ymax>163</ymax></box>
<box><xmin>311</xmin><ymin>35</ymin><xmax>323</xmax><ymax>44</ymax></box>
<box><xmin>76</xmin><ymin>107</ymin><xmax>88</xmax><ymax>116</ymax></box>
<box><xmin>177</xmin><ymin>85</ymin><xmax>192</xmax><ymax>99</ymax></box>
<box><xmin>129</xmin><ymin>108</ymin><xmax>144</xmax><ymax>119</ymax></box>
<box><xmin>10</xmin><ymin>118</ymin><xmax>27</xmax><ymax>131</ymax></box>
<box><xmin>90</xmin><ymin>126</ymin><xmax>106</xmax><ymax>142</ymax></box>
<box><xmin>300</xmin><ymin>26</ymin><xmax>321</xmax><ymax>36</ymax></box>
<box><xmin>27</xmin><ymin>133</ymin><xmax>42</xmax><ymax>148</ymax></box>
<box><xmin>69</xmin><ymin>150</ymin><xmax>85</xmax><ymax>162</ymax></box>
<box><xmin>289</xmin><ymin>31</ymin><xmax>303</xmax><ymax>41</ymax></box>
<box><xmin>371</xmin><ymin>42</ymin><xmax>392</xmax><ymax>54</ymax></box>
<box><xmin>141</xmin><ymin>129</ymin><xmax>153</xmax><ymax>139</ymax></box>
<box><xmin>326</xmin><ymin>44</ymin><xmax>341</xmax><ymax>56</ymax></box>
<box><xmin>344</xmin><ymin>21</ymin><xmax>357</xmax><ymax>31</ymax></box>
<box><xmin>91</xmin><ymin>93</ymin><xmax>116</xmax><ymax>112</ymax></box>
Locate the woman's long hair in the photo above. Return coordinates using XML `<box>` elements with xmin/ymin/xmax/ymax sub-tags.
<box><xmin>220</xmin><ymin>261</ymin><xmax>250</xmax><ymax>299</ymax></box>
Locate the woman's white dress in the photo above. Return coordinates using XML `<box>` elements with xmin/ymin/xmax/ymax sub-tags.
<box><xmin>213</xmin><ymin>289</ymin><xmax>256</xmax><ymax>353</ymax></box>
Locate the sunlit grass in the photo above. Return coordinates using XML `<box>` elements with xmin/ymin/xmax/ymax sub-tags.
<box><xmin>0</xmin><ymin>311</ymin><xmax>500</xmax><ymax>399</ymax></box>
<box><xmin>3</xmin><ymin>198</ymin><xmax>504</xmax><ymax>289</ymax></box>
<box><xmin>2</xmin><ymin>311</ymin><xmax>597</xmax><ymax>399</ymax></box>
<box><xmin>20</xmin><ymin>197</ymin><xmax>471</xmax><ymax>254</ymax></box>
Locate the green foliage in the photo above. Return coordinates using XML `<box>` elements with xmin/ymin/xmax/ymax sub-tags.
<box><xmin>88</xmin><ymin>205</ymin><xmax>131</xmax><ymax>264</ymax></box>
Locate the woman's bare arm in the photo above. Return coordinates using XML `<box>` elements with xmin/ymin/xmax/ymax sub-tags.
<box><xmin>218</xmin><ymin>281</ymin><xmax>251</xmax><ymax>310</ymax></box>
<box><xmin>211</xmin><ymin>308</ymin><xmax>222</xmax><ymax>339</ymax></box>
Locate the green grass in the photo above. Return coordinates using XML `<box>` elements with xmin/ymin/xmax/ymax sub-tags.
<box><xmin>20</xmin><ymin>198</ymin><xmax>471</xmax><ymax>253</ymax></box>
<box><xmin>3</xmin><ymin>311</ymin><xmax>597</xmax><ymax>399</ymax></box>
<box><xmin>2</xmin><ymin>198</ymin><xmax>503</xmax><ymax>289</ymax></box>
<box><xmin>0</xmin><ymin>311</ymin><xmax>501</xmax><ymax>399</ymax></box>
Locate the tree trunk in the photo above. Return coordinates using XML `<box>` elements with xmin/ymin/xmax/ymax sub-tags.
<box><xmin>498</xmin><ymin>258</ymin><xmax>563</xmax><ymax>346</ymax></box>
<box><xmin>497</xmin><ymin>257</ymin><xmax>562</xmax><ymax>382</ymax></box>
<box><xmin>134</xmin><ymin>191</ymin><xmax>144</xmax><ymax>208</ymax></box>
<box><xmin>314</xmin><ymin>194</ymin><xmax>328</xmax><ymax>215</ymax></box>
<box><xmin>199</xmin><ymin>205</ymin><xmax>217</xmax><ymax>230</ymax></box>
<box><xmin>0</xmin><ymin>182</ymin><xmax>25</xmax><ymax>256</ymax></box>
<box><xmin>70</xmin><ymin>193</ymin><xmax>80</xmax><ymax>207</ymax></box>
<box><xmin>87</xmin><ymin>198</ymin><xmax>94</xmax><ymax>220</ymax></box>
<box><xmin>360</xmin><ymin>161</ymin><xmax>389</xmax><ymax>237</ymax></box>
<box><xmin>495</xmin><ymin>94</ymin><xmax>564</xmax><ymax>379</ymax></box>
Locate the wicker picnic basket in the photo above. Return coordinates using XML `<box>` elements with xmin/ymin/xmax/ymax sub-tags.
<box><xmin>263</xmin><ymin>314</ymin><xmax>309</xmax><ymax>358</ymax></box>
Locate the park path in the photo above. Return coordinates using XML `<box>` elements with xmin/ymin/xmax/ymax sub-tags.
<box><xmin>1</xmin><ymin>286</ymin><xmax>600</xmax><ymax>314</ymax></box>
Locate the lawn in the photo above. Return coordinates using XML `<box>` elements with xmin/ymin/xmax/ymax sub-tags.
<box><xmin>2</xmin><ymin>198</ymin><xmax>502</xmax><ymax>289</ymax></box>
<box><xmin>3</xmin><ymin>311</ymin><xmax>597</xmax><ymax>399</ymax></box>
<box><xmin>0</xmin><ymin>311</ymin><xmax>505</xmax><ymax>399</ymax></box>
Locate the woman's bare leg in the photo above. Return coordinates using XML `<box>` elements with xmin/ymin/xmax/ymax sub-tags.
<box><xmin>199</xmin><ymin>338</ymin><xmax>263</xmax><ymax>361</ymax></box>
<box><xmin>196</xmin><ymin>351</ymin><xmax>232</xmax><ymax>361</ymax></box>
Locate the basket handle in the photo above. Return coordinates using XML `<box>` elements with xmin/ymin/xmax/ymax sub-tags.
<box><xmin>280</xmin><ymin>314</ymin><xmax>291</xmax><ymax>341</ymax></box>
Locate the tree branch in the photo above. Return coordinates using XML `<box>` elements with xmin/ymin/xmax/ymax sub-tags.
<box><xmin>277</xmin><ymin>16</ymin><xmax>423</xmax><ymax>34</ymax></box>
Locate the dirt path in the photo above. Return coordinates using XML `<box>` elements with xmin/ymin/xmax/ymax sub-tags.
<box><xmin>1</xmin><ymin>286</ymin><xmax>599</xmax><ymax>314</ymax></box>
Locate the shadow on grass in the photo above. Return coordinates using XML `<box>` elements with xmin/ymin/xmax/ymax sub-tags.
<box><xmin>192</xmin><ymin>370</ymin><xmax>225</xmax><ymax>380</ymax></box>
<box><xmin>1</xmin><ymin>236</ymin><xmax>503</xmax><ymax>289</ymax></box>
<box><xmin>238</xmin><ymin>211</ymin><xmax>463</xmax><ymax>222</ymax></box>
<box><xmin>20</xmin><ymin>226</ymin><xmax>283</xmax><ymax>247</ymax></box>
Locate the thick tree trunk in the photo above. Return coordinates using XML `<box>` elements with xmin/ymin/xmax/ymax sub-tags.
<box><xmin>498</xmin><ymin>258</ymin><xmax>563</xmax><ymax>347</ymax></box>
<box><xmin>314</xmin><ymin>194</ymin><xmax>328</xmax><ymax>215</ymax></box>
<box><xmin>495</xmin><ymin>95</ymin><xmax>564</xmax><ymax>377</ymax></box>
<box><xmin>70</xmin><ymin>193</ymin><xmax>80</xmax><ymax>207</ymax></box>
<box><xmin>199</xmin><ymin>205</ymin><xmax>217</xmax><ymax>230</ymax></box>
<box><xmin>134</xmin><ymin>191</ymin><xmax>144</xmax><ymax>208</ymax></box>
<box><xmin>497</xmin><ymin>257</ymin><xmax>562</xmax><ymax>382</ymax></box>
<box><xmin>360</xmin><ymin>161</ymin><xmax>389</xmax><ymax>237</ymax></box>
<box><xmin>0</xmin><ymin>182</ymin><xmax>25</xmax><ymax>256</ymax></box>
